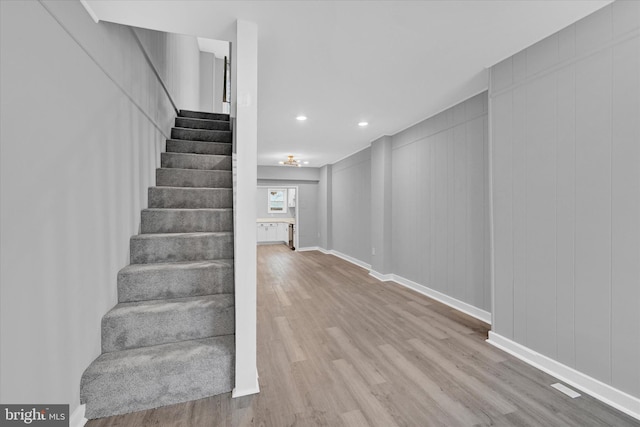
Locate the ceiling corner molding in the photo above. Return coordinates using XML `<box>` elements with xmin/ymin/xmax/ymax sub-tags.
<box><xmin>80</xmin><ymin>0</ymin><xmax>100</xmax><ymax>23</ymax></box>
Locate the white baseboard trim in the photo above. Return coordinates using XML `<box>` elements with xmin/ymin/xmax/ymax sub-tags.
<box><xmin>325</xmin><ymin>251</ymin><xmax>491</xmax><ymax>324</ymax></box>
<box><xmin>487</xmin><ymin>331</ymin><xmax>640</xmax><ymax>421</ymax></box>
<box><xmin>389</xmin><ymin>274</ymin><xmax>492</xmax><ymax>324</ymax></box>
<box><xmin>328</xmin><ymin>250</ymin><xmax>372</xmax><ymax>270</ymax></box>
<box><xmin>296</xmin><ymin>246</ymin><xmax>329</xmax><ymax>254</ymax></box>
<box><xmin>369</xmin><ymin>270</ymin><xmax>393</xmax><ymax>281</ymax></box>
<box><xmin>70</xmin><ymin>404</ymin><xmax>87</xmax><ymax>427</ymax></box>
<box><xmin>232</xmin><ymin>384</ymin><xmax>260</xmax><ymax>398</ymax></box>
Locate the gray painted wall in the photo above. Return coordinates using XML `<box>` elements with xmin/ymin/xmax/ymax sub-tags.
<box><xmin>0</xmin><ymin>0</ymin><xmax>203</xmax><ymax>413</ymax></box>
<box><xmin>391</xmin><ymin>92</ymin><xmax>490</xmax><ymax>311</ymax></box>
<box><xmin>199</xmin><ymin>51</ymin><xmax>214</xmax><ymax>112</ymax></box>
<box><xmin>133</xmin><ymin>26</ymin><xmax>201</xmax><ymax>111</ymax></box>
<box><xmin>331</xmin><ymin>148</ymin><xmax>372</xmax><ymax>264</ymax></box>
<box><xmin>491</xmin><ymin>1</ymin><xmax>639</xmax><ymax>398</ymax></box>
<box><xmin>214</xmin><ymin>57</ymin><xmax>225</xmax><ymax>113</ymax></box>
<box><xmin>317</xmin><ymin>165</ymin><xmax>331</xmax><ymax>249</ymax></box>
<box><xmin>371</xmin><ymin>136</ymin><xmax>393</xmax><ymax>274</ymax></box>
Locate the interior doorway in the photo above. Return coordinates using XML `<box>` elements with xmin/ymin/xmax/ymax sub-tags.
<box><xmin>256</xmin><ymin>185</ymin><xmax>299</xmax><ymax>250</ymax></box>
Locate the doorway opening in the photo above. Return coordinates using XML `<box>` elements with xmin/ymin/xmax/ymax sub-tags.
<box><xmin>256</xmin><ymin>185</ymin><xmax>299</xmax><ymax>250</ymax></box>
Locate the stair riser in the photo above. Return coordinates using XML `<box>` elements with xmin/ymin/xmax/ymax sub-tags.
<box><xmin>102</xmin><ymin>304</ymin><xmax>234</xmax><ymax>353</ymax></box>
<box><xmin>141</xmin><ymin>210</ymin><xmax>232</xmax><ymax>234</ymax></box>
<box><xmin>179</xmin><ymin>110</ymin><xmax>230</xmax><ymax>121</ymax></box>
<box><xmin>161</xmin><ymin>153</ymin><xmax>231</xmax><ymax>170</ymax></box>
<box><xmin>130</xmin><ymin>234</ymin><xmax>233</xmax><ymax>264</ymax></box>
<box><xmin>156</xmin><ymin>169</ymin><xmax>232</xmax><ymax>188</ymax></box>
<box><xmin>175</xmin><ymin>117</ymin><xmax>230</xmax><ymax>131</ymax></box>
<box><xmin>166</xmin><ymin>139</ymin><xmax>232</xmax><ymax>156</ymax></box>
<box><xmin>117</xmin><ymin>262</ymin><xmax>234</xmax><ymax>303</ymax></box>
<box><xmin>81</xmin><ymin>336</ymin><xmax>234</xmax><ymax>419</ymax></box>
<box><xmin>171</xmin><ymin>128</ymin><xmax>231</xmax><ymax>143</ymax></box>
<box><xmin>148</xmin><ymin>187</ymin><xmax>232</xmax><ymax>209</ymax></box>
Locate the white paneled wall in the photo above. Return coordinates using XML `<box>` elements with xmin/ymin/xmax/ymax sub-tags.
<box><xmin>391</xmin><ymin>92</ymin><xmax>490</xmax><ymax>312</ymax></box>
<box><xmin>331</xmin><ymin>148</ymin><xmax>372</xmax><ymax>264</ymax></box>
<box><xmin>491</xmin><ymin>1</ymin><xmax>639</xmax><ymax>398</ymax></box>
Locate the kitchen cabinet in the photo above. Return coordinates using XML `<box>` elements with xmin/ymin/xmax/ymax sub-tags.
<box><xmin>256</xmin><ymin>222</ymin><xmax>290</xmax><ymax>243</ymax></box>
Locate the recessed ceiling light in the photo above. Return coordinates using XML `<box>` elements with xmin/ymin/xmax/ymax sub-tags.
<box><xmin>278</xmin><ymin>161</ymin><xmax>284</xmax><ymax>164</ymax></box>
<box><xmin>303</xmin><ymin>161</ymin><xmax>309</xmax><ymax>164</ymax></box>
<box><xmin>358</xmin><ymin>121</ymin><xmax>368</xmax><ymax>127</ymax></box>
<box><xmin>296</xmin><ymin>115</ymin><xmax>307</xmax><ymax>121</ymax></box>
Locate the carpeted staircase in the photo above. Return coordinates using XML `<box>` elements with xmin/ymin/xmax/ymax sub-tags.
<box><xmin>80</xmin><ymin>110</ymin><xmax>235</xmax><ymax>419</ymax></box>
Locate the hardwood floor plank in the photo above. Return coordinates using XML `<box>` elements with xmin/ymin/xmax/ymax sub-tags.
<box><xmin>326</xmin><ymin>326</ymin><xmax>386</xmax><ymax>385</ymax></box>
<box><xmin>408</xmin><ymin>338</ymin><xmax>517</xmax><ymax>414</ymax></box>
<box><xmin>274</xmin><ymin>316</ymin><xmax>307</xmax><ymax>362</ymax></box>
<box><xmin>332</xmin><ymin>359</ymin><xmax>400</xmax><ymax>427</ymax></box>
<box><xmin>87</xmin><ymin>245</ymin><xmax>639</xmax><ymax>427</ymax></box>
<box><xmin>340</xmin><ymin>410</ymin><xmax>370</xmax><ymax>427</ymax></box>
<box><xmin>378</xmin><ymin>343</ymin><xmax>482</xmax><ymax>426</ymax></box>
<box><xmin>386</xmin><ymin>303</ymin><xmax>450</xmax><ymax>340</ymax></box>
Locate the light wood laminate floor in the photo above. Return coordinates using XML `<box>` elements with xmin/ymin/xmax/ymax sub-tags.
<box><xmin>87</xmin><ymin>244</ymin><xmax>639</xmax><ymax>427</ymax></box>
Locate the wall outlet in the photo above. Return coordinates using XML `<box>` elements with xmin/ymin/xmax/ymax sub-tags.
<box><xmin>372</xmin><ymin>247</ymin><xmax>376</xmax><ymax>256</ymax></box>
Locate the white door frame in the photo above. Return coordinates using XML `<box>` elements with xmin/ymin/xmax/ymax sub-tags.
<box><xmin>257</xmin><ymin>185</ymin><xmax>299</xmax><ymax>249</ymax></box>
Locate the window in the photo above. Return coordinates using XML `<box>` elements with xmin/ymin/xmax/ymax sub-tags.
<box><xmin>268</xmin><ymin>189</ymin><xmax>287</xmax><ymax>213</ymax></box>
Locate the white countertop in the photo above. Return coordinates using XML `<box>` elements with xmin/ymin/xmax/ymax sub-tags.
<box><xmin>256</xmin><ymin>218</ymin><xmax>295</xmax><ymax>224</ymax></box>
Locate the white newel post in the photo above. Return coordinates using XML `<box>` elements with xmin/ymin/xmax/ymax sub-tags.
<box><xmin>232</xmin><ymin>19</ymin><xmax>259</xmax><ymax>398</ymax></box>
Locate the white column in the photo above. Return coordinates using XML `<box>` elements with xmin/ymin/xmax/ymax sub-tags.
<box><xmin>232</xmin><ymin>19</ymin><xmax>259</xmax><ymax>398</ymax></box>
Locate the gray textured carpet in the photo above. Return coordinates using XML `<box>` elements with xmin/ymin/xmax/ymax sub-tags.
<box><xmin>81</xmin><ymin>111</ymin><xmax>235</xmax><ymax>419</ymax></box>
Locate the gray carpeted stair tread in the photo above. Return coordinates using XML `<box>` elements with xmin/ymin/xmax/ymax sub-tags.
<box><xmin>156</xmin><ymin>168</ymin><xmax>232</xmax><ymax>188</ymax></box>
<box><xmin>81</xmin><ymin>335</ymin><xmax>234</xmax><ymax>419</ymax></box>
<box><xmin>82</xmin><ymin>110</ymin><xmax>236</xmax><ymax>419</ymax></box>
<box><xmin>141</xmin><ymin>208</ymin><xmax>233</xmax><ymax>234</ymax></box>
<box><xmin>179</xmin><ymin>110</ymin><xmax>230</xmax><ymax>121</ymax></box>
<box><xmin>118</xmin><ymin>259</ymin><xmax>233</xmax><ymax>303</ymax></box>
<box><xmin>130</xmin><ymin>232</ymin><xmax>233</xmax><ymax>264</ymax></box>
<box><xmin>148</xmin><ymin>187</ymin><xmax>232</xmax><ymax>209</ymax></box>
<box><xmin>102</xmin><ymin>294</ymin><xmax>234</xmax><ymax>353</ymax></box>
<box><xmin>166</xmin><ymin>139</ymin><xmax>232</xmax><ymax>156</ymax></box>
<box><xmin>175</xmin><ymin>117</ymin><xmax>230</xmax><ymax>131</ymax></box>
<box><xmin>161</xmin><ymin>152</ymin><xmax>232</xmax><ymax>171</ymax></box>
<box><xmin>171</xmin><ymin>127</ymin><xmax>231</xmax><ymax>143</ymax></box>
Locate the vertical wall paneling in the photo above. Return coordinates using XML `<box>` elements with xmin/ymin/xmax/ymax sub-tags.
<box><xmin>610</xmin><ymin>35</ymin><xmax>640</xmax><ymax>397</ymax></box>
<box><xmin>574</xmin><ymin>47</ymin><xmax>612</xmax><ymax>384</ymax></box>
<box><xmin>417</xmin><ymin>133</ymin><xmax>432</xmax><ymax>288</ymax></box>
<box><xmin>453</xmin><ymin>123</ymin><xmax>468</xmax><ymax>302</ymax></box>
<box><xmin>489</xmin><ymin>1</ymin><xmax>639</xmax><ymax>401</ymax></box>
<box><xmin>512</xmin><ymin>86</ymin><xmax>528</xmax><ymax>344</ymax></box>
<box><xmin>391</xmin><ymin>143</ymin><xmax>417</xmax><ymax>281</ymax></box>
<box><xmin>331</xmin><ymin>148</ymin><xmax>371</xmax><ymax>264</ymax></box>
<box><xmin>483</xmin><ymin>115</ymin><xmax>491</xmax><ymax>311</ymax></box>
<box><xmin>524</xmin><ymin>72</ymin><xmax>557</xmax><ymax>358</ymax></box>
<box><xmin>491</xmin><ymin>91</ymin><xmax>514</xmax><ymax>337</ymax></box>
<box><xmin>467</xmin><ymin>116</ymin><xmax>486</xmax><ymax>309</ymax></box>
<box><xmin>391</xmin><ymin>92</ymin><xmax>490</xmax><ymax>313</ymax></box>
<box><xmin>555</xmin><ymin>64</ymin><xmax>577</xmax><ymax>367</ymax></box>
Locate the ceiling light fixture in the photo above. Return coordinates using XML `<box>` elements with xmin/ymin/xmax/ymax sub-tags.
<box><xmin>296</xmin><ymin>115</ymin><xmax>307</xmax><ymax>121</ymax></box>
<box><xmin>358</xmin><ymin>121</ymin><xmax>368</xmax><ymax>127</ymax></box>
<box><xmin>280</xmin><ymin>155</ymin><xmax>303</xmax><ymax>167</ymax></box>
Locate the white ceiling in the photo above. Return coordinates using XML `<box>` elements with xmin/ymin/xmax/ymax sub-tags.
<box><xmin>85</xmin><ymin>1</ymin><xmax>611</xmax><ymax>167</ymax></box>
